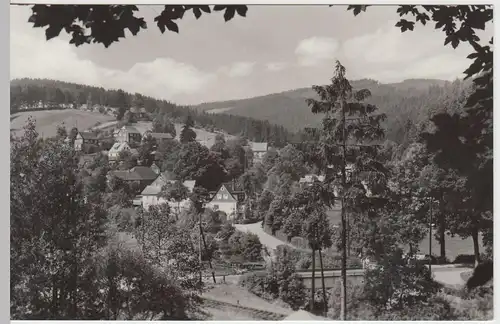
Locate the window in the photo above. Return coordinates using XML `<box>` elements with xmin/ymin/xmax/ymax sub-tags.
<box><xmin>217</xmin><ymin>194</ymin><xmax>222</xmax><ymax>200</ymax></box>
<box><xmin>223</xmin><ymin>194</ymin><xmax>228</xmax><ymax>199</ymax></box>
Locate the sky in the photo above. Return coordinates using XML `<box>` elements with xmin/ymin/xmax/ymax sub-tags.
<box><xmin>10</xmin><ymin>5</ymin><xmax>493</xmax><ymax>105</ymax></box>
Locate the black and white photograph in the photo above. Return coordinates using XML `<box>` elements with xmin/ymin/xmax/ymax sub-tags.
<box><xmin>10</xmin><ymin>3</ymin><xmax>494</xmax><ymax>321</ymax></box>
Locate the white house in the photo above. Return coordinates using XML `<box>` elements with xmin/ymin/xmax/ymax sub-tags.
<box><xmin>73</xmin><ymin>131</ymin><xmax>100</xmax><ymax>151</ymax></box>
<box><xmin>108</xmin><ymin>142</ymin><xmax>131</xmax><ymax>161</ymax></box>
<box><xmin>141</xmin><ymin>171</ymin><xmax>196</xmax><ymax>212</ymax></box>
<box><xmin>114</xmin><ymin>126</ymin><xmax>142</xmax><ymax>144</ymax></box>
<box><xmin>205</xmin><ymin>183</ymin><xmax>245</xmax><ymax>221</ymax></box>
<box><xmin>249</xmin><ymin>142</ymin><xmax>268</xmax><ymax>164</ymax></box>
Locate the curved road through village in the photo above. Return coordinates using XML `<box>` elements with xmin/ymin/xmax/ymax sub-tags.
<box><xmin>234</xmin><ymin>222</ymin><xmax>472</xmax><ymax>288</ymax></box>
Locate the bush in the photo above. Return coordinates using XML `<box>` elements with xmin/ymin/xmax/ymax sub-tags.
<box><xmin>295</xmin><ymin>256</ymin><xmax>312</xmax><ymax>270</ymax></box>
<box><xmin>224</xmin><ymin>230</ymin><xmax>264</xmax><ymax>263</ymax></box>
<box><xmin>439</xmin><ymin>286</ymin><xmax>493</xmax><ymax>320</ymax></box>
<box><xmin>278</xmin><ymin>273</ymin><xmax>306</xmax><ymax>310</ymax></box>
<box><xmin>95</xmin><ymin>243</ymin><xmax>199</xmax><ymax>320</ymax></box>
<box><xmin>326</xmin><ymin>278</ymin><xmax>365</xmax><ymax>319</ymax></box>
<box><xmin>238</xmin><ymin>272</ymin><xmax>277</xmax><ymax>300</ymax></box>
<box><xmin>363</xmin><ymin>250</ymin><xmax>441</xmax><ymax>311</ymax></box>
<box><xmin>434</xmin><ymin>255</ymin><xmax>450</xmax><ymax>265</ymax></box>
<box><xmin>454</xmin><ymin>254</ymin><xmax>476</xmax><ymax>264</ymax></box>
<box><xmin>238</xmin><ymin>250</ymin><xmax>307</xmax><ymax>310</ymax></box>
<box><xmin>375</xmin><ymin>295</ymin><xmax>455</xmax><ymax>320</ymax></box>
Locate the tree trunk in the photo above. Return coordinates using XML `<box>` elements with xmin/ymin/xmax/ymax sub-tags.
<box><xmin>340</xmin><ymin>93</ymin><xmax>347</xmax><ymax>321</ymax></box>
<box><xmin>200</xmin><ymin>223</ymin><xmax>217</xmax><ymax>284</ymax></box>
<box><xmin>346</xmin><ymin>213</ymin><xmax>350</xmax><ymax>257</ymax></box>
<box><xmin>310</xmin><ymin>248</ymin><xmax>316</xmax><ymax>312</ymax></box>
<box><xmin>439</xmin><ymin>219</ymin><xmax>446</xmax><ymax>261</ymax></box>
<box><xmin>472</xmin><ymin>229</ymin><xmax>481</xmax><ymax>267</ymax></box>
<box><xmin>319</xmin><ymin>248</ymin><xmax>328</xmax><ymax>316</ymax></box>
<box><xmin>51</xmin><ymin>275</ymin><xmax>58</xmax><ymax>318</ymax></box>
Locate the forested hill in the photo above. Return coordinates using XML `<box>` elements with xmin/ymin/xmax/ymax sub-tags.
<box><xmin>193</xmin><ymin>78</ymin><xmax>473</xmax><ymax>143</ymax></box>
<box><xmin>10</xmin><ymin>78</ymin><xmax>296</xmax><ymax>147</ymax></box>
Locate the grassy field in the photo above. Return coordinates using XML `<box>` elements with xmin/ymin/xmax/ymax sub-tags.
<box><xmin>11</xmin><ymin>109</ymin><xmax>114</xmax><ymax>138</ymax></box>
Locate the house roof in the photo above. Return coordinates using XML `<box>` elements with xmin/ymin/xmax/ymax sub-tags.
<box><xmin>112</xmin><ymin>166</ymin><xmax>158</xmax><ymax>182</ymax></box>
<box><xmin>109</xmin><ymin>142</ymin><xmax>129</xmax><ymax>154</ymax></box>
<box><xmin>250</xmin><ymin>142</ymin><xmax>268</xmax><ymax>152</ymax></box>
<box><xmin>121</xmin><ymin>125</ymin><xmax>141</xmax><ymax>134</ymax></box>
<box><xmin>209</xmin><ymin>183</ymin><xmax>245</xmax><ymax>203</ymax></box>
<box><xmin>79</xmin><ymin>132</ymin><xmax>99</xmax><ymax>141</ymax></box>
<box><xmin>141</xmin><ymin>172</ymin><xmax>196</xmax><ymax>196</ymax></box>
<box><xmin>78</xmin><ymin>154</ymin><xmax>96</xmax><ymax>166</ymax></box>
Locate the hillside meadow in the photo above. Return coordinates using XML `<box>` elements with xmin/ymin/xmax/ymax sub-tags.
<box><xmin>10</xmin><ymin>109</ymin><xmax>114</xmax><ymax>138</ymax></box>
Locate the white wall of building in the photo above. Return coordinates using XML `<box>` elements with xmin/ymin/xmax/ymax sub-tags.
<box><xmin>142</xmin><ymin>195</ymin><xmax>191</xmax><ymax>213</ymax></box>
<box><xmin>206</xmin><ymin>201</ymin><xmax>237</xmax><ymax>219</ymax></box>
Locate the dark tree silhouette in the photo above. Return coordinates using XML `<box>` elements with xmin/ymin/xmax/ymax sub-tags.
<box><xmin>466</xmin><ymin>260</ymin><xmax>493</xmax><ymax>290</ymax></box>
<box><xmin>25</xmin><ymin>5</ymin><xmax>248</xmax><ymax>47</ymax></box>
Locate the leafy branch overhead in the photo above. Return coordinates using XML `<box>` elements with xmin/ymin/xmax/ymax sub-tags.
<box><xmin>27</xmin><ymin>5</ymin><xmax>248</xmax><ymax>48</ymax></box>
<box><xmin>347</xmin><ymin>5</ymin><xmax>493</xmax><ymax>80</ymax></box>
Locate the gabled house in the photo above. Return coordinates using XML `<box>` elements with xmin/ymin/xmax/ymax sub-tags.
<box><xmin>141</xmin><ymin>171</ymin><xmax>196</xmax><ymax>212</ymax></box>
<box><xmin>108</xmin><ymin>142</ymin><xmax>132</xmax><ymax>161</ymax></box>
<box><xmin>115</xmin><ymin>126</ymin><xmax>142</xmax><ymax>144</ymax></box>
<box><xmin>206</xmin><ymin>183</ymin><xmax>246</xmax><ymax>221</ymax></box>
<box><xmin>73</xmin><ymin>131</ymin><xmax>100</xmax><ymax>151</ymax></box>
<box><xmin>250</xmin><ymin>142</ymin><xmax>268</xmax><ymax>164</ymax></box>
<box><xmin>130</xmin><ymin>107</ymin><xmax>148</xmax><ymax>120</ymax></box>
<box><xmin>108</xmin><ymin>166</ymin><xmax>160</xmax><ymax>194</ymax></box>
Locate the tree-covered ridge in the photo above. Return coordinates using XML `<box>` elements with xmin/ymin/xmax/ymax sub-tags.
<box><xmin>192</xmin><ymin>78</ymin><xmax>473</xmax><ymax>144</ymax></box>
<box><xmin>10</xmin><ymin>78</ymin><xmax>297</xmax><ymax>147</ymax></box>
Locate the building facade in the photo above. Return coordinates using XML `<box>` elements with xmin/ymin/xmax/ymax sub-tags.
<box><xmin>250</xmin><ymin>142</ymin><xmax>268</xmax><ymax>164</ymax></box>
<box><xmin>141</xmin><ymin>172</ymin><xmax>195</xmax><ymax>212</ymax></box>
<box><xmin>73</xmin><ymin>132</ymin><xmax>100</xmax><ymax>151</ymax></box>
<box><xmin>115</xmin><ymin>126</ymin><xmax>142</xmax><ymax>144</ymax></box>
<box><xmin>205</xmin><ymin>184</ymin><xmax>245</xmax><ymax>221</ymax></box>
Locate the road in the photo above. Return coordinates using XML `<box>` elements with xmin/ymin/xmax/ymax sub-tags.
<box><xmin>234</xmin><ymin>222</ymin><xmax>297</xmax><ymax>253</ymax></box>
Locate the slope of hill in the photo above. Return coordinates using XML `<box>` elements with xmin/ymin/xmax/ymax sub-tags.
<box><xmin>193</xmin><ymin>78</ymin><xmax>472</xmax><ymax>143</ymax></box>
<box><xmin>11</xmin><ymin>78</ymin><xmax>297</xmax><ymax>146</ymax></box>
<box><xmin>10</xmin><ymin>109</ymin><xmax>115</xmax><ymax>138</ymax></box>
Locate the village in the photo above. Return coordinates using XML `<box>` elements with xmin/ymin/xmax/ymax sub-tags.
<box><xmin>10</xmin><ymin>4</ymin><xmax>493</xmax><ymax>322</ymax></box>
<box><xmin>68</xmin><ymin>105</ymin><xmax>271</xmax><ymax>221</ymax></box>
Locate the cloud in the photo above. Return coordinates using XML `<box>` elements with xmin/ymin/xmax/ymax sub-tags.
<box><xmin>266</xmin><ymin>62</ymin><xmax>288</xmax><ymax>72</ymax></box>
<box><xmin>340</xmin><ymin>20</ymin><xmax>474</xmax><ymax>82</ymax></box>
<box><xmin>10</xmin><ymin>17</ymin><xmax>215</xmax><ymax>103</ymax></box>
<box><xmin>295</xmin><ymin>37</ymin><xmax>339</xmax><ymax>66</ymax></box>
<box><xmin>220</xmin><ymin>62</ymin><xmax>256</xmax><ymax>77</ymax></box>
<box><xmin>364</xmin><ymin>54</ymin><xmax>468</xmax><ymax>82</ymax></box>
